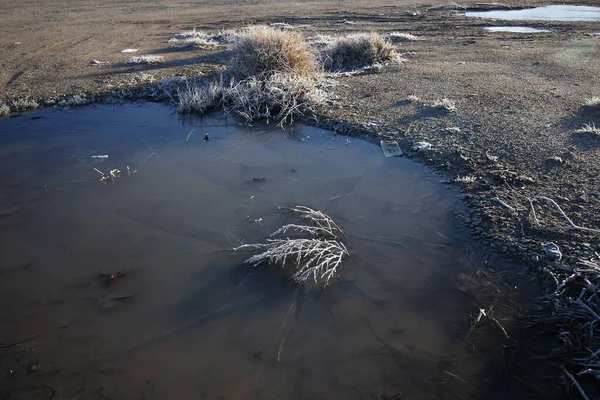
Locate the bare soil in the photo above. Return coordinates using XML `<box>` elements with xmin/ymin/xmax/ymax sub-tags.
<box><xmin>1</xmin><ymin>0</ymin><xmax>600</xmax><ymax>398</ymax></box>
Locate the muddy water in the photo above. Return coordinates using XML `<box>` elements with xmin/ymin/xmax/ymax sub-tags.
<box><xmin>0</xmin><ymin>104</ymin><xmax>504</xmax><ymax>399</ymax></box>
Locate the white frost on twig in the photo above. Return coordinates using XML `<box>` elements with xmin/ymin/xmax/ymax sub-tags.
<box><xmin>233</xmin><ymin>205</ymin><xmax>348</xmax><ymax>286</ymax></box>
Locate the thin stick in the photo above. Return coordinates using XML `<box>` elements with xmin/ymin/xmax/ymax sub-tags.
<box><xmin>140</xmin><ymin>152</ymin><xmax>154</xmax><ymax>165</ymax></box>
<box><xmin>537</xmin><ymin>196</ymin><xmax>600</xmax><ymax>234</ymax></box>
<box><xmin>563</xmin><ymin>368</ymin><xmax>591</xmax><ymax>400</ymax></box>
<box><xmin>0</xmin><ymin>335</ymin><xmax>36</xmax><ymax>350</ymax></box>
<box><xmin>492</xmin><ymin>197</ymin><xmax>516</xmax><ymax>213</ymax></box>
<box><xmin>185</xmin><ymin>128</ymin><xmax>194</xmax><ymax>143</ymax></box>
<box><xmin>93</xmin><ymin>168</ymin><xmax>104</xmax><ymax>176</ymax></box>
<box><xmin>443</xmin><ymin>370</ymin><xmax>474</xmax><ymax>389</ymax></box>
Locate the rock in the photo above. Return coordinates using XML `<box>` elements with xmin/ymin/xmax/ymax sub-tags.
<box><xmin>412</xmin><ymin>141</ymin><xmax>432</xmax><ymax>152</ymax></box>
<box><xmin>543</xmin><ymin>243</ymin><xmax>562</xmax><ymax>262</ymax></box>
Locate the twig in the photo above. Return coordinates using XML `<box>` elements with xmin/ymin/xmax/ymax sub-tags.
<box><xmin>443</xmin><ymin>371</ymin><xmax>474</xmax><ymax>389</ymax></box>
<box><xmin>563</xmin><ymin>367</ymin><xmax>591</xmax><ymax>400</ymax></box>
<box><xmin>140</xmin><ymin>152</ymin><xmax>155</xmax><ymax>165</ymax></box>
<box><xmin>491</xmin><ymin>196</ymin><xmax>516</xmax><ymax>213</ymax></box>
<box><xmin>527</xmin><ymin>197</ymin><xmax>540</xmax><ymax>227</ymax></box>
<box><xmin>535</xmin><ymin>196</ymin><xmax>600</xmax><ymax>234</ymax></box>
<box><xmin>0</xmin><ymin>335</ymin><xmax>36</xmax><ymax>350</ymax></box>
<box><xmin>185</xmin><ymin>128</ymin><xmax>194</xmax><ymax>143</ymax></box>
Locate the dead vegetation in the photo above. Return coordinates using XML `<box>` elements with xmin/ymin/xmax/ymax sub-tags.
<box><xmin>431</xmin><ymin>97</ymin><xmax>457</xmax><ymax>113</ymax></box>
<box><xmin>167</xmin><ymin>29</ymin><xmax>233</xmax><ymax>49</ymax></box>
<box><xmin>0</xmin><ymin>103</ymin><xmax>9</xmax><ymax>117</ymax></box>
<box><xmin>320</xmin><ymin>32</ymin><xmax>398</xmax><ymax>72</ymax></box>
<box><xmin>582</xmin><ymin>96</ymin><xmax>600</xmax><ymax>110</ymax></box>
<box><xmin>126</xmin><ymin>55</ymin><xmax>165</xmax><ymax>65</ymax></box>
<box><xmin>229</xmin><ymin>25</ymin><xmax>319</xmax><ymax>79</ymax></box>
<box><xmin>575</xmin><ymin>122</ymin><xmax>600</xmax><ymax>135</ymax></box>
<box><xmin>233</xmin><ymin>205</ymin><xmax>349</xmax><ymax>287</ymax></box>
<box><xmin>386</xmin><ymin>31</ymin><xmax>420</xmax><ymax>42</ymax></box>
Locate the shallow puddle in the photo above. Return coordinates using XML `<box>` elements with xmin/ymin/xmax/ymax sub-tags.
<box><xmin>0</xmin><ymin>104</ymin><xmax>515</xmax><ymax>399</ymax></box>
<box><xmin>483</xmin><ymin>26</ymin><xmax>552</xmax><ymax>33</ymax></box>
<box><xmin>466</xmin><ymin>5</ymin><xmax>600</xmax><ymax>22</ymax></box>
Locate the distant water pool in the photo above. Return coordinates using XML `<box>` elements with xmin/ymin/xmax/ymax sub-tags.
<box><xmin>466</xmin><ymin>5</ymin><xmax>600</xmax><ymax>22</ymax></box>
<box><xmin>483</xmin><ymin>26</ymin><xmax>552</xmax><ymax>33</ymax></box>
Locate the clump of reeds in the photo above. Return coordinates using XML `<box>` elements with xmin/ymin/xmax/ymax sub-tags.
<box><xmin>229</xmin><ymin>25</ymin><xmax>319</xmax><ymax>79</ymax></box>
<box><xmin>320</xmin><ymin>32</ymin><xmax>398</xmax><ymax>72</ymax></box>
<box><xmin>176</xmin><ymin>73</ymin><xmax>328</xmax><ymax>125</ymax></box>
<box><xmin>233</xmin><ymin>205</ymin><xmax>349</xmax><ymax>287</ymax></box>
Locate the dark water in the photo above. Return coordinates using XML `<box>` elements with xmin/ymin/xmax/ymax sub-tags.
<box><xmin>466</xmin><ymin>5</ymin><xmax>600</xmax><ymax>22</ymax></box>
<box><xmin>0</xmin><ymin>104</ymin><xmax>515</xmax><ymax>399</ymax></box>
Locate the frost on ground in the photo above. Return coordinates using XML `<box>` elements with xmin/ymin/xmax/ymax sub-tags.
<box><xmin>575</xmin><ymin>122</ymin><xmax>600</xmax><ymax>135</ymax></box>
<box><xmin>172</xmin><ymin>25</ymin><xmax>329</xmax><ymax>126</ymax></box>
<box><xmin>117</xmin><ymin>26</ymin><xmax>403</xmax><ymax>126</ymax></box>
<box><xmin>126</xmin><ymin>55</ymin><xmax>165</xmax><ymax>65</ymax></box>
<box><xmin>233</xmin><ymin>205</ymin><xmax>349</xmax><ymax>287</ymax></box>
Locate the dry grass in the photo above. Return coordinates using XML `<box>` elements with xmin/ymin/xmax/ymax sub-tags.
<box><xmin>229</xmin><ymin>25</ymin><xmax>319</xmax><ymax>79</ymax></box>
<box><xmin>10</xmin><ymin>98</ymin><xmax>39</xmax><ymax>112</ymax></box>
<box><xmin>575</xmin><ymin>122</ymin><xmax>600</xmax><ymax>135</ymax></box>
<box><xmin>126</xmin><ymin>55</ymin><xmax>165</xmax><ymax>65</ymax></box>
<box><xmin>176</xmin><ymin>72</ymin><xmax>329</xmax><ymax>126</ymax></box>
<box><xmin>431</xmin><ymin>97</ymin><xmax>457</xmax><ymax>113</ymax></box>
<box><xmin>0</xmin><ymin>103</ymin><xmax>10</xmax><ymax>116</ymax></box>
<box><xmin>233</xmin><ymin>205</ymin><xmax>349</xmax><ymax>287</ymax></box>
<box><xmin>171</xmin><ymin>27</ymin><xmax>401</xmax><ymax>125</ymax></box>
<box><xmin>583</xmin><ymin>96</ymin><xmax>600</xmax><ymax>108</ymax></box>
<box><xmin>167</xmin><ymin>29</ymin><xmax>233</xmax><ymax>49</ymax></box>
<box><xmin>320</xmin><ymin>32</ymin><xmax>398</xmax><ymax>72</ymax></box>
<box><xmin>386</xmin><ymin>32</ymin><xmax>420</xmax><ymax>42</ymax></box>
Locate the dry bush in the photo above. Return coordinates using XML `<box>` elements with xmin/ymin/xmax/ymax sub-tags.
<box><xmin>229</xmin><ymin>25</ymin><xmax>319</xmax><ymax>78</ymax></box>
<box><xmin>583</xmin><ymin>96</ymin><xmax>600</xmax><ymax>108</ymax></box>
<box><xmin>176</xmin><ymin>72</ymin><xmax>329</xmax><ymax>126</ymax></box>
<box><xmin>320</xmin><ymin>32</ymin><xmax>398</xmax><ymax>72</ymax></box>
<box><xmin>0</xmin><ymin>102</ymin><xmax>10</xmax><ymax>116</ymax></box>
<box><xmin>10</xmin><ymin>98</ymin><xmax>39</xmax><ymax>112</ymax></box>
<box><xmin>386</xmin><ymin>32</ymin><xmax>420</xmax><ymax>42</ymax></box>
<box><xmin>168</xmin><ymin>29</ymin><xmax>233</xmax><ymax>49</ymax></box>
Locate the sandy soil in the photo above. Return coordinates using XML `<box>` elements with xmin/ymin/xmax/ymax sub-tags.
<box><xmin>1</xmin><ymin>0</ymin><xmax>600</xmax><ymax>398</ymax></box>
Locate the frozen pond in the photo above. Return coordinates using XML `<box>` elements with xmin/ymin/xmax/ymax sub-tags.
<box><xmin>466</xmin><ymin>5</ymin><xmax>600</xmax><ymax>22</ymax></box>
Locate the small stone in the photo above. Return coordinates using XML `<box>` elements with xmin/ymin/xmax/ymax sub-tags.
<box><xmin>543</xmin><ymin>243</ymin><xmax>562</xmax><ymax>262</ymax></box>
